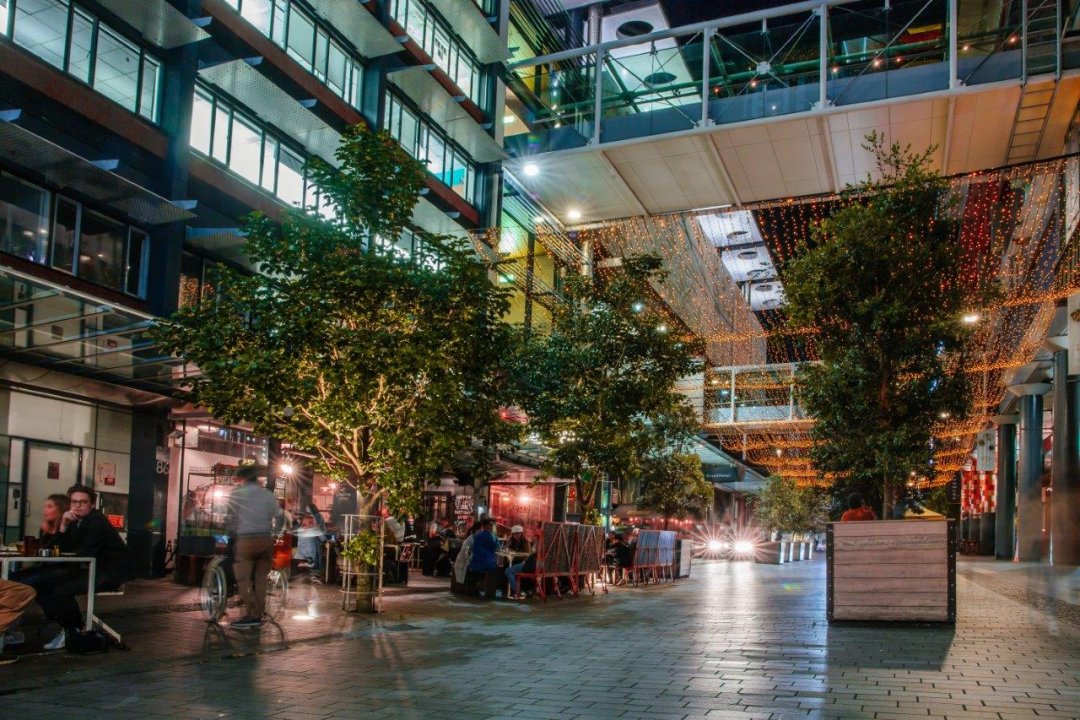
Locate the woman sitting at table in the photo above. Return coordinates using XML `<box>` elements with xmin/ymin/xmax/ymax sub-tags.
<box><xmin>3</xmin><ymin>494</ymin><xmax>73</xmax><ymax>646</ymax></box>
<box><xmin>506</xmin><ymin>525</ymin><xmax>531</xmax><ymax>554</ymax></box>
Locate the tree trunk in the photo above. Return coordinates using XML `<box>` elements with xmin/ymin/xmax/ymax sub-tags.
<box><xmin>883</xmin><ymin>473</ymin><xmax>893</xmax><ymax>520</ymax></box>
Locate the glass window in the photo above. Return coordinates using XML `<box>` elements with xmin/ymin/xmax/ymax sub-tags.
<box><xmin>0</xmin><ymin>173</ymin><xmax>50</xmax><ymax>263</ymax></box>
<box><xmin>260</xmin><ymin>137</ymin><xmax>278</xmax><ymax>193</ymax></box>
<box><xmin>0</xmin><ymin>0</ymin><xmax>9</xmax><ymax>36</ymax></box>
<box><xmin>314</xmin><ymin>28</ymin><xmax>329</xmax><ymax>79</ymax></box>
<box><xmin>179</xmin><ymin>252</ymin><xmax>203</xmax><ymax>309</ymax></box>
<box><xmin>240</xmin><ymin>0</ymin><xmax>271</xmax><ymax>35</ymax></box>
<box><xmin>14</xmin><ymin>0</ymin><xmax>69</xmax><ymax>70</ymax></box>
<box><xmin>190</xmin><ymin>90</ymin><xmax>213</xmax><ymax>155</ymax></box>
<box><xmin>278</xmin><ymin>147</ymin><xmax>305</xmax><ymax>207</ymax></box>
<box><xmin>399</xmin><ymin>105</ymin><xmax>419</xmax><ymax>154</ymax></box>
<box><xmin>426</xmin><ymin>133</ymin><xmax>445</xmax><ymax>178</ymax></box>
<box><xmin>93</xmin><ymin>26</ymin><xmax>140</xmax><ymax>113</ymax></box>
<box><xmin>51</xmin><ymin>197</ymin><xmax>78</xmax><ymax>272</ymax></box>
<box><xmin>78</xmin><ymin>209</ymin><xmax>125</xmax><ymax>290</ymax></box>
<box><xmin>67</xmin><ymin>8</ymin><xmax>94</xmax><ymax>83</ymax></box>
<box><xmin>212</xmin><ymin>106</ymin><xmax>230</xmax><ymax>162</ymax></box>
<box><xmin>327</xmin><ymin>41</ymin><xmax>347</xmax><ymax>97</ymax></box>
<box><xmin>229</xmin><ymin>114</ymin><xmax>263</xmax><ymax>185</ymax></box>
<box><xmin>286</xmin><ymin>6</ymin><xmax>314</xmax><ymax>67</ymax></box>
<box><xmin>139</xmin><ymin>56</ymin><xmax>160</xmax><ymax>121</ymax></box>
<box><xmin>270</xmin><ymin>0</ymin><xmax>287</xmax><ymax>45</ymax></box>
<box><xmin>125</xmin><ymin>228</ymin><xmax>146</xmax><ymax>296</ymax></box>
<box><xmin>350</xmin><ymin>64</ymin><xmax>363</xmax><ymax>109</ymax></box>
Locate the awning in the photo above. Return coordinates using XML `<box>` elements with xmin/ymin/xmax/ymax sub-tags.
<box><xmin>411</xmin><ymin>196</ymin><xmax>470</xmax><ymax>238</ymax></box>
<box><xmin>96</xmin><ymin>0</ymin><xmax>209</xmax><ymax>48</ymax></box>
<box><xmin>612</xmin><ymin>504</ymin><xmax>660</xmax><ymax>519</ymax></box>
<box><xmin>0</xmin><ymin>266</ymin><xmax>196</xmax><ymax>395</ymax></box>
<box><xmin>198</xmin><ymin>60</ymin><xmax>342</xmax><ymax>166</ymax></box>
<box><xmin>0</xmin><ymin>121</ymin><xmax>195</xmax><ymax>226</ymax></box>
<box><xmin>716</xmin><ymin>480</ymin><xmax>766</xmax><ymax>496</ymax></box>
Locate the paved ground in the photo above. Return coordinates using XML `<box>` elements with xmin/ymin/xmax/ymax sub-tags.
<box><xmin>2</xmin><ymin>557</ymin><xmax>1080</xmax><ymax>719</ymax></box>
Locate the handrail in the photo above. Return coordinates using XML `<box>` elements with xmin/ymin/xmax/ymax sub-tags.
<box><xmin>509</xmin><ymin>0</ymin><xmax>866</xmax><ymax>69</ymax></box>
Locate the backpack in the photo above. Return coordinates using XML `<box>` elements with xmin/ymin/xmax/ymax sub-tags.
<box><xmin>67</xmin><ymin>629</ymin><xmax>111</xmax><ymax>655</ymax></box>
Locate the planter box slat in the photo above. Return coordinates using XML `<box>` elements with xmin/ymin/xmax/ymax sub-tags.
<box><xmin>836</xmin><ymin>590</ymin><xmax>949</xmax><ymax>606</ymax></box>
<box><xmin>833</xmin><ymin>549</ymin><xmax>945</xmax><ymax>565</ymax></box>
<box><xmin>834</xmin><ymin>576</ymin><xmax>948</xmax><ymax>593</ymax></box>
<box><xmin>834</xmin><ymin>605</ymin><xmax>950</xmax><ymax>622</ymax></box>
<box><xmin>832</xmin><ymin>520</ymin><xmax>946</xmax><ymax>536</ymax></box>
<box><xmin>833</xmin><ymin>563</ymin><xmax>948</xmax><ymax>578</ymax></box>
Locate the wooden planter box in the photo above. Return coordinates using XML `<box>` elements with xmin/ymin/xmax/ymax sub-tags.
<box><xmin>827</xmin><ymin>519</ymin><xmax>956</xmax><ymax>624</ymax></box>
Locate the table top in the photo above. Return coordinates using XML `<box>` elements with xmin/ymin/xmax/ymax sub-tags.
<box><xmin>0</xmin><ymin>555</ymin><xmax>95</xmax><ymax>563</ymax></box>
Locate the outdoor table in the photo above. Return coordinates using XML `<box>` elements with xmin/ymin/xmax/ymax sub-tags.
<box><xmin>0</xmin><ymin>555</ymin><xmax>101</xmax><ymax>653</ymax></box>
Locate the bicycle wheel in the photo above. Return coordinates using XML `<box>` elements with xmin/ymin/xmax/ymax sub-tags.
<box><xmin>201</xmin><ymin>556</ymin><xmax>229</xmax><ymax>623</ymax></box>
<box><xmin>265</xmin><ymin>569</ymin><xmax>288</xmax><ymax>620</ymax></box>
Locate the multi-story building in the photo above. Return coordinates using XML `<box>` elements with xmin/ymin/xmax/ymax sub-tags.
<box><xmin>0</xmin><ymin>0</ymin><xmax>509</xmax><ymax>575</ymax></box>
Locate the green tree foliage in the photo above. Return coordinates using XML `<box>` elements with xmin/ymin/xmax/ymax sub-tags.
<box><xmin>784</xmin><ymin>134</ymin><xmax>992</xmax><ymax>514</ymax></box>
<box><xmin>755</xmin><ymin>476</ymin><xmax>829</xmax><ymax>536</ymax></box>
<box><xmin>638</xmin><ymin>452</ymin><xmax>711</xmax><ymax>529</ymax></box>
<box><xmin>510</xmin><ymin>255</ymin><xmax>705</xmax><ymax>520</ymax></box>
<box><xmin>152</xmin><ymin>126</ymin><xmax>514</xmax><ymax>514</ymax></box>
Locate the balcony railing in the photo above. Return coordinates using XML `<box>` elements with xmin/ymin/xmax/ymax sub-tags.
<box><xmin>506</xmin><ymin>0</ymin><xmax>1075</xmax><ymax>153</ymax></box>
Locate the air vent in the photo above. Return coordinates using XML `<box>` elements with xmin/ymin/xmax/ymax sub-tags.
<box><xmin>726</xmin><ymin>230</ymin><xmax>749</xmax><ymax>240</ymax></box>
<box><xmin>644</xmin><ymin>71</ymin><xmax>676</xmax><ymax>88</ymax></box>
<box><xmin>763</xmin><ymin>299</ymin><xmax>781</xmax><ymax>308</ymax></box>
<box><xmin>755</xmin><ymin>284</ymin><xmax>773</xmax><ymax>293</ymax></box>
<box><xmin>737</xmin><ymin>250</ymin><xmax>757</xmax><ymax>259</ymax></box>
<box><xmin>616</xmin><ymin>20</ymin><xmax>653</xmax><ymax>39</ymax></box>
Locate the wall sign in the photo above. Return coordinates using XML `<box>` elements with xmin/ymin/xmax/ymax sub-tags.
<box><xmin>47</xmin><ymin>462</ymin><xmax>60</xmax><ymax>480</ymax></box>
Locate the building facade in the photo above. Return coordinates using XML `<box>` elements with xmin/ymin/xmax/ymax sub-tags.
<box><xmin>0</xmin><ymin>0</ymin><xmax>509</xmax><ymax>575</ymax></box>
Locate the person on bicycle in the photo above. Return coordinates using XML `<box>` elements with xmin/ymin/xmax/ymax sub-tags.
<box><xmin>226</xmin><ymin>466</ymin><xmax>281</xmax><ymax>629</ymax></box>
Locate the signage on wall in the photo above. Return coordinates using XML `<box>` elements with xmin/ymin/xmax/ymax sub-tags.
<box><xmin>974</xmin><ymin>429</ymin><xmax>996</xmax><ymax>472</ymax></box>
<box><xmin>47</xmin><ymin>462</ymin><xmax>60</xmax><ymax>480</ymax></box>
<box><xmin>96</xmin><ymin>462</ymin><xmax>116</xmax><ymax>488</ymax></box>
<box><xmin>454</xmin><ymin>495</ymin><xmax>474</xmax><ymax>520</ymax></box>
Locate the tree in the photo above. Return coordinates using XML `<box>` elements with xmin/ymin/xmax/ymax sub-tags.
<box><xmin>152</xmin><ymin>125</ymin><xmax>515</xmax><ymax>514</ymax></box>
<box><xmin>638</xmin><ymin>452</ymin><xmax>711</xmax><ymax>529</ymax></box>
<box><xmin>783</xmin><ymin>134</ymin><xmax>993</xmax><ymax>516</ymax></box>
<box><xmin>754</xmin><ymin>476</ymin><xmax>828</xmax><ymax>537</ymax></box>
<box><xmin>510</xmin><ymin>255</ymin><xmax>705</xmax><ymax>523</ymax></box>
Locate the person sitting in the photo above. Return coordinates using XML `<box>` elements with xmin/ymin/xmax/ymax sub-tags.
<box><xmin>5</xmin><ymin>494</ymin><xmax>73</xmax><ymax>646</ymax></box>
<box><xmin>0</xmin><ymin>580</ymin><xmax>35</xmax><ymax>664</ymax></box>
<box><xmin>840</xmin><ymin>493</ymin><xmax>878</xmax><ymax>522</ymax></box>
<box><xmin>468</xmin><ymin>517</ymin><xmax>499</xmax><ymax>599</ymax></box>
<box><xmin>32</xmin><ymin>485</ymin><xmax>134</xmax><ymax>650</ymax></box>
<box><xmin>296</xmin><ymin>513</ymin><xmax>326</xmax><ymax>577</ymax></box>
<box><xmin>507</xmin><ymin>551</ymin><xmax>537</xmax><ymax>599</ymax></box>
<box><xmin>506</xmin><ymin>525</ymin><xmax>531</xmax><ymax>554</ymax></box>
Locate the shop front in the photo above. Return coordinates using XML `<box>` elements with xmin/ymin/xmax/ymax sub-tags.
<box><xmin>487</xmin><ymin>466</ymin><xmax>560</xmax><ymax>533</ymax></box>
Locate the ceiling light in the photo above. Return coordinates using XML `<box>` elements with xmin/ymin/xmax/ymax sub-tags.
<box><xmin>656</xmin><ymin>324</ymin><xmax>668</xmax><ymax>333</ymax></box>
<box><xmin>502</xmin><ymin>114</ymin><xmax>515</xmax><ymax>125</ymax></box>
<box><xmin>523</xmin><ymin>163</ymin><xmax>539</xmax><ymax>177</ymax></box>
<box><xmin>533</xmin><ymin>215</ymin><xmax>545</xmax><ymax>224</ymax></box>
<box><xmin>962</xmin><ymin>313</ymin><xmax>980</xmax><ymax>324</ymax></box>
<box><xmin>632</xmin><ymin>301</ymin><xmax>645</xmax><ymax>313</ymax></box>
<box><xmin>962</xmin><ymin>44</ymin><xmax>970</xmax><ymax>51</ymax></box>
<box><xmin>567</xmin><ymin>209</ymin><xmax>582</xmax><ymax>221</ymax></box>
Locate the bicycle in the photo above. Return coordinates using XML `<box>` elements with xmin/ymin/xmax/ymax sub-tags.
<box><xmin>199</xmin><ymin>535</ymin><xmax>290</xmax><ymax>623</ymax></box>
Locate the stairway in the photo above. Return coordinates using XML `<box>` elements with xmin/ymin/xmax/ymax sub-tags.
<box><xmin>1003</xmin><ymin>82</ymin><xmax>1056</xmax><ymax>165</ymax></box>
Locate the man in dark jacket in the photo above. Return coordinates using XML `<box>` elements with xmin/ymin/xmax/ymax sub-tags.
<box><xmin>33</xmin><ymin>485</ymin><xmax>134</xmax><ymax>649</ymax></box>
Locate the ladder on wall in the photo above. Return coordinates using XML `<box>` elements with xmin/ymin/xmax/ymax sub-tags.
<box><xmin>1004</xmin><ymin>0</ymin><xmax>1062</xmax><ymax>165</ymax></box>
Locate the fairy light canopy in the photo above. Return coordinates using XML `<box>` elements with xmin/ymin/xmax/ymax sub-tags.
<box><xmin>581</xmin><ymin>154</ymin><xmax>1078</xmax><ymax>486</ymax></box>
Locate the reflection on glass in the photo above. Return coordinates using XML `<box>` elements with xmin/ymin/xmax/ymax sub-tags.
<box><xmin>125</xmin><ymin>229</ymin><xmax>146</xmax><ymax>296</ymax></box>
<box><xmin>13</xmin><ymin>0</ymin><xmax>68</xmax><ymax>70</ymax></box>
<box><xmin>93</xmin><ymin>26</ymin><xmax>141</xmax><ymax>114</ymax></box>
<box><xmin>67</xmin><ymin>8</ymin><xmax>93</xmax><ymax>83</ymax></box>
<box><xmin>51</xmin><ymin>197</ymin><xmax>77</xmax><ymax>272</ymax></box>
<box><xmin>78</xmin><ymin>209</ymin><xmax>125</xmax><ymax>291</ymax></box>
<box><xmin>0</xmin><ymin>173</ymin><xmax>50</xmax><ymax>264</ymax></box>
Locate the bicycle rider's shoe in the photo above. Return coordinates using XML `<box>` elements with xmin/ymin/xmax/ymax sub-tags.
<box><xmin>231</xmin><ymin>616</ymin><xmax>261</xmax><ymax>629</ymax></box>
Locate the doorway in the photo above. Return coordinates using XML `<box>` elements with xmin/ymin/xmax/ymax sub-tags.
<box><xmin>22</xmin><ymin>441</ymin><xmax>82</xmax><ymax>536</ymax></box>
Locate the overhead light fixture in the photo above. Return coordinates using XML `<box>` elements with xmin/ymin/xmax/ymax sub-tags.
<box><xmin>632</xmin><ymin>301</ymin><xmax>645</xmax><ymax>313</ymax></box>
<box><xmin>502</xmin><ymin>114</ymin><xmax>515</xmax><ymax>125</ymax></box>
<box><xmin>656</xmin><ymin>324</ymin><xmax>668</xmax><ymax>333</ymax></box>
<box><xmin>523</xmin><ymin>163</ymin><xmax>539</xmax><ymax>177</ymax></box>
<box><xmin>962</xmin><ymin>313</ymin><xmax>980</xmax><ymax>324</ymax></box>
<box><xmin>567</xmin><ymin>209</ymin><xmax>582</xmax><ymax>221</ymax></box>
<box><xmin>533</xmin><ymin>215</ymin><xmax>545</xmax><ymax>224</ymax></box>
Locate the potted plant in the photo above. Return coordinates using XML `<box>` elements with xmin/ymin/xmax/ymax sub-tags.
<box><xmin>753</xmin><ymin>475</ymin><xmax>826</xmax><ymax>564</ymax></box>
<box><xmin>783</xmin><ymin>136</ymin><xmax>993</xmax><ymax>623</ymax></box>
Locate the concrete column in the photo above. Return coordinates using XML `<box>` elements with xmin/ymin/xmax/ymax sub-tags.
<box><xmin>1012</xmin><ymin>384</ymin><xmax>1051</xmax><ymax>561</ymax></box>
<box><xmin>979</xmin><ymin>510</ymin><xmax>995</xmax><ymax>554</ymax></box>
<box><xmin>993</xmin><ymin>414</ymin><xmax>1018</xmax><ymax>560</ymax></box>
<box><xmin>1051</xmin><ymin>350</ymin><xmax>1080</xmax><ymax>565</ymax></box>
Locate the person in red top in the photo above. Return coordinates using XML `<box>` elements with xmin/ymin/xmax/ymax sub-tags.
<box><xmin>840</xmin><ymin>492</ymin><xmax>877</xmax><ymax>521</ymax></box>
